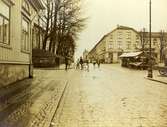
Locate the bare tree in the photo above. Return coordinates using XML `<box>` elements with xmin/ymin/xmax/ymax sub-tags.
<box><xmin>56</xmin><ymin>0</ymin><xmax>87</xmax><ymax>58</ymax></box>
<box><xmin>42</xmin><ymin>0</ymin><xmax>52</xmax><ymax>50</ymax></box>
<box><xmin>139</xmin><ymin>28</ymin><xmax>147</xmax><ymax>52</ymax></box>
<box><xmin>160</xmin><ymin>30</ymin><xmax>166</xmax><ymax>62</ymax></box>
<box><xmin>41</xmin><ymin>0</ymin><xmax>87</xmax><ymax>59</ymax></box>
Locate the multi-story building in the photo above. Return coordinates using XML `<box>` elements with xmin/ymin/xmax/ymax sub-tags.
<box><xmin>139</xmin><ymin>32</ymin><xmax>167</xmax><ymax>63</ymax></box>
<box><xmin>88</xmin><ymin>35</ymin><xmax>107</xmax><ymax>63</ymax></box>
<box><xmin>105</xmin><ymin>25</ymin><xmax>141</xmax><ymax>63</ymax></box>
<box><xmin>0</xmin><ymin>0</ymin><xmax>45</xmax><ymax>87</ymax></box>
<box><xmin>88</xmin><ymin>25</ymin><xmax>167</xmax><ymax>63</ymax></box>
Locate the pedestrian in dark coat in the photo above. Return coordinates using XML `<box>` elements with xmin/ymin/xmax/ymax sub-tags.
<box><xmin>65</xmin><ymin>57</ymin><xmax>68</xmax><ymax>71</ymax></box>
<box><xmin>79</xmin><ymin>57</ymin><xmax>83</xmax><ymax>70</ymax></box>
<box><xmin>97</xmin><ymin>59</ymin><xmax>100</xmax><ymax>68</ymax></box>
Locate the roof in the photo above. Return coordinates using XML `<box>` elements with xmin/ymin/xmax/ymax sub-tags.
<box><xmin>106</xmin><ymin>25</ymin><xmax>139</xmax><ymax>36</ymax></box>
<box><xmin>138</xmin><ymin>31</ymin><xmax>167</xmax><ymax>38</ymax></box>
<box><xmin>88</xmin><ymin>34</ymin><xmax>107</xmax><ymax>55</ymax></box>
<box><xmin>119</xmin><ymin>51</ymin><xmax>143</xmax><ymax>58</ymax></box>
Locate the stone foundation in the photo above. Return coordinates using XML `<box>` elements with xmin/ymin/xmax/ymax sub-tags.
<box><xmin>0</xmin><ymin>63</ymin><xmax>29</xmax><ymax>88</ymax></box>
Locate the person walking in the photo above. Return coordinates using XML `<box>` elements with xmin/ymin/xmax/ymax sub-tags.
<box><xmin>85</xmin><ymin>58</ymin><xmax>89</xmax><ymax>71</ymax></box>
<box><xmin>93</xmin><ymin>60</ymin><xmax>96</xmax><ymax>68</ymax></box>
<box><xmin>79</xmin><ymin>57</ymin><xmax>84</xmax><ymax>70</ymax></box>
<box><xmin>97</xmin><ymin>59</ymin><xmax>100</xmax><ymax>68</ymax></box>
<box><xmin>76</xmin><ymin>59</ymin><xmax>80</xmax><ymax>69</ymax></box>
<box><xmin>65</xmin><ymin>57</ymin><xmax>68</xmax><ymax>71</ymax></box>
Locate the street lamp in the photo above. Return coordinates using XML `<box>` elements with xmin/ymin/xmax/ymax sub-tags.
<box><xmin>147</xmin><ymin>0</ymin><xmax>153</xmax><ymax>78</ymax></box>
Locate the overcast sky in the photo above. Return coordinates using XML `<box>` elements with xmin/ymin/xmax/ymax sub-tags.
<box><xmin>75</xmin><ymin>0</ymin><xmax>167</xmax><ymax>58</ymax></box>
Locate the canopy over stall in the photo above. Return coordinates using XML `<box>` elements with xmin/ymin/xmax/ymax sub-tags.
<box><xmin>119</xmin><ymin>51</ymin><xmax>143</xmax><ymax>58</ymax></box>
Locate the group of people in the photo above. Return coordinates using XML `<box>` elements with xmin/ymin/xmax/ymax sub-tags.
<box><xmin>75</xmin><ymin>57</ymin><xmax>101</xmax><ymax>70</ymax></box>
<box><xmin>92</xmin><ymin>59</ymin><xmax>101</xmax><ymax>68</ymax></box>
<box><xmin>64</xmin><ymin>56</ymin><xmax>101</xmax><ymax>71</ymax></box>
<box><xmin>76</xmin><ymin>57</ymin><xmax>88</xmax><ymax>70</ymax></box>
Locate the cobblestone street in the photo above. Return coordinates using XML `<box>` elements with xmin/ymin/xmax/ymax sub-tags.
<box><xmin>52</xmin><ymin>64</ymin><xmax>167</xmax><ymax>127</ymax></box>
<box><xmin>0</xmin><ymin>68</ymin><xmax>68</xmax><ymax>127</ymax></box>
<box><xmin>1</xmin><ymin>0</ymin><xmax>167</xmax><ymax>126</ymax></box>
<box><xmin>0</xmin><ymin>64</ymin><xmax>167</xmax><ymax>127</ymax></box>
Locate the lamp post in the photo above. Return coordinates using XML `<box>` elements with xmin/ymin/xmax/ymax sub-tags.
<box><xmin>147</xmin><ymin>0</ymin><xmax>153</xmax><ymax>78</ymax></box>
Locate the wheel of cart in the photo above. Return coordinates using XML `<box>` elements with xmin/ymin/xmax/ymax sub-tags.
<box><xmin>158</xmin><ymin>66</ymin><xmax>167</xmax><ymax>76</ymax></box>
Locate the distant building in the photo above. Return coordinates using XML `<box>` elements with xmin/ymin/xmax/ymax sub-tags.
<box><xmin>139</xmin><ymin>31</ymin><xmax>167</xmax><ymax>63</ymax></box>
<box><xmin>83</xmin><ymin>49</ymin><xmax>89</xmax><ymax>61</ymax></box>
<box><xmin>0</xmin><ymin>0</ymin><xmax>45</xmax><ymax>87</ymax></box>
<box><xmin>88</xmin><ymin>35</ymin><xmax>107</xmax><ymax>63</ymax></box>
<box><xmin>105</xmin><ymin>25</ymin><xmax>141</xmax><ymax>63</ymax></box>
<box><xmin>88</xmin><ymin>25</ymin><xmax>167</xmax><ymax>63</ymax></box>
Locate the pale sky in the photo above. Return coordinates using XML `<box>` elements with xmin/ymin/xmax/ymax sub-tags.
<box><xmin>75</xmin><ymin>0</ymin><xmax>167</xmax><ymax>58</ymax></box>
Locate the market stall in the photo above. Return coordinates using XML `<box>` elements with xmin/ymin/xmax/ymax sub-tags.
<box><xmin>119</xmin><ymin>51</ymin><xmax>150</xmax><ymax>69</ymax></box>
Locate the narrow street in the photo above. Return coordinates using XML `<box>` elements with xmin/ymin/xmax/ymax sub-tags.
<box><xmin>52</xmin><ymin>64</ymin><xmax>167</xmax><ymax>127</ymax></box>
<box><xmin>0</xmin><ymin>64</ymin><xmax>167</xmax><ymax>127</ymax></box>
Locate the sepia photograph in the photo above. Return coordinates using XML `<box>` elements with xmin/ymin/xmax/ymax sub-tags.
<box><xmin>0</xmin><ymin>0</ymin><xmax>167</xmax><ymax>126</ymax></box>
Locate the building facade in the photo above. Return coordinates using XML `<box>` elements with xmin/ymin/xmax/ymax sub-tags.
<box><xmin>105</xmin><ymin>25</ymin><xmax>141</xmax><ymax>63</ymax></box>
<box><xmin>0</xmin><ymin>0</ymin><xmax>45</xmax><ymax>87</ymax></box>
<box><xmin>88</xmin><ymin>35</ymin><xmax>107</xmax><ymax>63</ymax></box>
<box><xmin>83</xmin><ymin>49</ymin><xmax>89</xmax><ymax>61</ymax></box>
<box><xmin>139</xmin><ymin>32</ymin><xmax>167</xmax><ymax>63</ymax></box>
<box><xmin>88</xmin><ymin>25</ymin><xmax>167</xmax><ymax>64</ymax></box>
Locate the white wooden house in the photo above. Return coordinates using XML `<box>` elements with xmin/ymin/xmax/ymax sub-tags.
<box><xmin>0</xmin><ymin>0</ymin><xmax>45</xmax><ymax>87</ymax></box>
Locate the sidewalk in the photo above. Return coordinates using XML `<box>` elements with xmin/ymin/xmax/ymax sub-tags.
<box><xmin>146</xmin><ymin>70</ymin><xmax>167</xmax><ymax>85</ymax></box>
<box><xmin>0</xmin><ymin>68</ymin><xmax>69</xmax><ymax>127</ymax></box>
<box><xmin>34</xmin><ymin>64</ymin><xmax>74</xmax><ymax>71</ymax></box>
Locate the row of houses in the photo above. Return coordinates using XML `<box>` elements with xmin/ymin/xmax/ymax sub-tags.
<box><xmin>0</xmin><ymin>0</ymin><xmax>46</xmax><ymax>87</ymax></box>
<box><xmin>86</xmin><ymin>25</ymin><xmax>167</xmax><ymax>64</ymax></box>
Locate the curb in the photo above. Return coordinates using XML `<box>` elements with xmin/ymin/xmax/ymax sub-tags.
<box><xmin>145</xmin><ymin>77</ymin><xmax>167</xmax><ymax>85</ymax></box>
<box><xmin>43</xmin><ymin>81</ymin><xmax>69</xmax><ymax>127</ymax></box>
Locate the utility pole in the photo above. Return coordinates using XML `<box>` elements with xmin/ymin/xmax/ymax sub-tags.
<box><xmin>147</xmin><ymin>0</ymin><xmax>153</xmax><ymax>78</ymax></box>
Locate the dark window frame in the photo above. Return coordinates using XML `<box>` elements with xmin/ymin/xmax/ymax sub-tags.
<box><xmin>0</xmin><ymin>1</ymin><xmax>10</xmax><ymax>45</ymax></box>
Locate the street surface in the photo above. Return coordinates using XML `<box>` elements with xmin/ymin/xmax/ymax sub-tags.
<box><xmin>0</xmin><ymin>64</ymin><xmax>167</xmax><ymax>127</ymax></box>
<box><xmin>52</xmin><ymin>64</ymin><xmax>167</xmax><ymax>127</ymax></box>
<box><xmin>0</xmin><ymin>68</ymin><xmax>68</xmax><ymax>127</ymax></box>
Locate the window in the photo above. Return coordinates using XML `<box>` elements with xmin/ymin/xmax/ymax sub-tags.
<box><xmin>133</xmin><ymin>44</ymin><xmax>137</xmax><ymax>48</ymax></box>
<box><xmin>153</xmin><ymin>38</ymin><xmax>157</xmax><ymax>46</ymax></box>
<box><xmin>153</xmin><ymin>38</ymin><xmax>157</xmax><ymax>41</ymax></box>
<box><xmin>110</xmin><ymin>35</ymin><xmax>113</xmax><ymax>39</ymax></box>
<box><xmin>127</xmin><ymin>41</ymin><xmax>131</xmax><ymax>44</ymax></box>
<box><xmin>118</xmin><ymin>43</ymin><xmax>122</xmax><ymax>49</ymax></box>
<box><xmin>136</xmin><ymin>35</ymin><xmax>140</xmax><ymax>39</ymax></box>
<box><xmin>127</xmin><ymin>44</ymin><xmax>131</xmax><ymax>49</ymax></box>
<box><xmin>0</xmin><ymin>1</ymin><xmax>10</xmax><ymax>44</ymax></box>
<box><xmin>22</xmin><ymin>0</ymin><xmax>30</xmax><ymax>13</ymax></box>
<box><xmin>21</xmin><ymin>17</ymin><xmax>30</xmax><ymax>52</ymax></box>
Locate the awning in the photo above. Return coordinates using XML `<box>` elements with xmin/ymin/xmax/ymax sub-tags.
<box><xmin>119</xmin><ymin>51</ymin><xmax>143</xmax><ymax>58</ymax></box>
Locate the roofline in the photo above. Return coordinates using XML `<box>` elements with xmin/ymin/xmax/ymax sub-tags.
<box><xmin>88</xmin><ymin>25</ymin><xmax>138</xmax><ymax>55</ymax></box>
<box><xmin>88</xmin><ymin>25</ymin><xmax>167</xmax><ymax>56</ymax></box>
<box><xmin>106</xmin><ymin>25</ymin><xmax>139</xmax><ymax>36</ymax></box>
<box><xmin>88</xmin><ymin>34</ymin><xmax>107</xmax><ymax>55</ymax></box>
